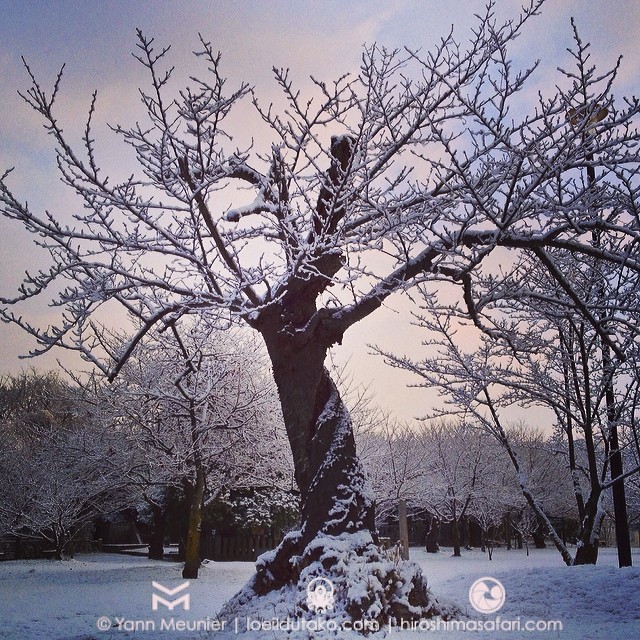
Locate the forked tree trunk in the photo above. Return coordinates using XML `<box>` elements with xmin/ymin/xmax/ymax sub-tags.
<box><xmin>221</xmin><ymin>138</ymin><xmax>450</xmax><ymax>624</ymax></box>
<box><xmin>484</xmin><ymin>528</ymin><xmax>495</xmax><ymax>561</ymax></box>
<box><xmin>573</xmin><ymin>492</ymin><xmax>603</xmax><ymax>565</ymax></box>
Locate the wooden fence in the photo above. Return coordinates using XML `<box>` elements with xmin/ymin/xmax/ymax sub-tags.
<box><xmin>200</xmin><ymin>531</ymin><xmax>280</xmax><ymax>562</ymax></box>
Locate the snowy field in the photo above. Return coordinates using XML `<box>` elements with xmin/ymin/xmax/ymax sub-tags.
<box><xmin>1</xmin><ymin>546</ymin><xmax>639</xmax><ymax>640</ymax></box>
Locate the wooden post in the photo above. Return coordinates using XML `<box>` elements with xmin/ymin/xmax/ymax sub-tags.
<box><xmin>398</xmin><ymin>499</ymin><xmax>409</xmax><ymax>560</ymax></box>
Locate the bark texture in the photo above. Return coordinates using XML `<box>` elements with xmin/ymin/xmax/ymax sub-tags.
<box><xmin>253</xmin><ymin>324</ymin><xmax>377</xmax><ymax>592</ymax></box>
<box><xmin>223</xmin><ymin>312</ymin><xmax>450</xmax><ymax>624</ymax></box>
<box><xmin>182</xmin><ymin>468</ymin><xmax>205</xmax><ymax>579</ymax></box>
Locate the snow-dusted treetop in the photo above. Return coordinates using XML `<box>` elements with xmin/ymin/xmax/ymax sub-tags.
<box><xmin>0</xmin><ymin>3</ymin><xmax>638</xmax><ymax>374</ymax></box>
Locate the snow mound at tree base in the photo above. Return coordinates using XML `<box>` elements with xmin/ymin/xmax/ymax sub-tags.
<box><xmin>219</xmin><ymin>530</ymin><xmax>460</xmax><ymax>634</ymax></box>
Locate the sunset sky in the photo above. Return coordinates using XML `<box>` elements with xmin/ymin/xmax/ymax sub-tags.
<box><xmin>0</xmin><ymin>0</ymin><xmax>638</xmax><ymax>422</ymax></box>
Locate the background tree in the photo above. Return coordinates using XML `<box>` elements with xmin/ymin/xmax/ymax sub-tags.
<box><xmin>0</xmin><ymin>371</ymin><xmax>136</xmax><ymax>559</ymax></box>
<box><xmin>357</xmin><ymin>416</ymin><xmax>424</xmax><ymax>529</ymax></box>
<box><xmin>416</xmin><ymin>421</ymin><xmax>492</xmax><ymax>558</ymax></box>
<box><xmin>377</xmin><ymin>23</ymin><xmax>640</xmax><ymax>568</ymax></box>
<box><xmin>2</xmin><ymin>1</ymin><xmax>640</xmax><ymax>623</ymax></box>
<box><xmin>97</xmin><ymin>318</ymin><xmax>278</xmax><ymax>577</ymax></box>
<box><xmin>511</xmin><ymin>426</ymin><xmax>577</xmax><ymax>545</ymax></box>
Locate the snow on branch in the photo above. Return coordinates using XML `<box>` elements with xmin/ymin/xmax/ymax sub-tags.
<box><xmin>1</xmin><ymin>0</ymin><xmax>639</xmax><ymax>381</ymax></box>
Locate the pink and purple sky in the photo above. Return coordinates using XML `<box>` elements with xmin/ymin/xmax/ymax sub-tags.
<box><xmin>0</xmin><ymin>1</ymin><xmax>638</xmax><ymax>422</ymax></box>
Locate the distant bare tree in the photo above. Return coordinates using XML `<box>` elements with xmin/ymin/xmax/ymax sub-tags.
<box><xmin>99</xmin><ymin>319</ymin><xmax>279</xmax><ymax>577</ymax></box>
<box><xmin>417</xmin><ymin>421</ymin><xmax>493</xmax><ymax>557</ymax></box>
<box><xmin>0</xmin><ymin>372</ymin><xmax>135</xmax><ymax>559</ymax></box>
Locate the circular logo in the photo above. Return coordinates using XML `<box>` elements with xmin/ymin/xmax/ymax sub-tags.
<box><xmin>96</xmin><ymin>616</ymin><xmax>112</xmax><ymax>632</ymax></box>
<box><xmin>306</xmin><ymin>577</ymin><xmax>335</xmax><ymax>613</ymax></box>
<box><xmin>469</xmin><ymin>577</ymin><xmax>506</xmax><ymax>614</ymax></box>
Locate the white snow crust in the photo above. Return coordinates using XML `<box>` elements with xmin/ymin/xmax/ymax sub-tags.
<box><xmin>0</xmin><ymin>546</ymin><xmax>639</xmax><ymax>639</ymax></box>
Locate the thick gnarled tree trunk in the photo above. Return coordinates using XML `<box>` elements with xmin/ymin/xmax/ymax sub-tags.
<box><xmin>221</xmin><ymin>312</ymin><xmax>453</xmax><ymax>625</ymax></box>
<box><xmin>272</xmin><ymin>349</ymin><xmax>374</xmax><ymax>538</ymax></box>
<box><xmin>253</xmin><ymin>323</ymin><xmax>376</xmax><ymax>588</ymax></box>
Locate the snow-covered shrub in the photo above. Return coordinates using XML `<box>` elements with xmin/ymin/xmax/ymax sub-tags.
<box><xmin>221</xmin><ymin>530</ymin><xmax>459</xmax><ymax>630</ymax></box>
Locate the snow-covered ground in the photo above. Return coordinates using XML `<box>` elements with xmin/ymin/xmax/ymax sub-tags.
<box><xmin>1</xmin><ymin>546</ymin><xmax>639</xmax><ymax>639</ymax></box>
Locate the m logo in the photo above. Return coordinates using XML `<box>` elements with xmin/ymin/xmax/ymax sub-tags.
<box><xmin>151</xmin><ymin>581</ymin><xmax>191</xmax><ymax>611</ymax></box>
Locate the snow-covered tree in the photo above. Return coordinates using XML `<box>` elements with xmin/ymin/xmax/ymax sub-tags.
<box><xmin>510</xmin><ymin>426</ymin><xmax>577</xmax><ymax>527</ymax></box>
<box><xmin>357</xmin><ymin>416</ymin><xmax>424</xmax><ymax>528</ymax></box>
<box><xmin>96</xmin><ymin>318</ymin><xmax>281</xmax><ymax>577</ymax></box>
<box><xmin>2</xmin><ymin>1</ymin><xmax>640</xmax><ymax>623</ymax></box>
<box><xmin>377</xmin><ymin>24</ymin><xmax>640</xmax><ymax>569</ymax></box>
<box><xmin>469</xmin><ymin>494</ymin><xmax>505</xmax><ymax>560</ymax></box>
<box><xmin>0</xmin><ymin>371</ymin><xmax>136</xmax><ymax>559</ymax></box>
<box><xmin>212</xmin><ymin>487</ymin><xmax>299</xmax><ymax>534</ymax></box>
<box><xmin>379</xmin><ymin>298</ymin><xmax>614</xmax><ymax>566</ymax></box>
<box><xmin>416</xmin><ymin>421</ymin><xmax>494</xmax><ymax>557</ymax></box>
